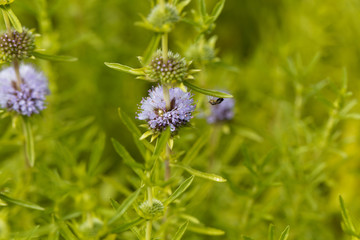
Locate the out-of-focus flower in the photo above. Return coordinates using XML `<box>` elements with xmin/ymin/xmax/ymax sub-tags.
<box><xmin>137</xmin><ymin>85</ymin><xmax>195</xmax><ymax>132</ymax></box>
<box><xmin>0</xmin><ymin>64</ymin><xmax>49</xmax><ymax>116</ymax></box>
<box><xmin>207</xmin><ymin>96</ymin><xmax>235</xmax><ymax>124</ymax></box>
<box><xmin>147</xmin><ymin>3</ymin><xmax>179</xmax><ymax>31</ymax></box>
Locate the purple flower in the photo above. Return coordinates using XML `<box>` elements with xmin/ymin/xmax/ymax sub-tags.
<box><xmin>207</xmin><ymin>97</ymin><xmax>235</xmax><ymax>124</ymax></box>
<box><xmin>137</xmin><ymin>85</ymin><xmax>195</xmax><ymax>132</ymax></box>
<box><xmin>0</xmin><ymin>64</ymin><xmax>49</xmax><ymax>116</ymax></box>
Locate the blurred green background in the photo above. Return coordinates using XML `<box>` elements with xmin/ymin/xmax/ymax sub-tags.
<box><xmin>1</xmin><ymin>0</ymin><xmax>360</xmax><ymax>239</ymax></box>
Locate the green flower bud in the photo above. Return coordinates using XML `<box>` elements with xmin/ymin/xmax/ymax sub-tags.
<box><xmin>185</xmin><ymin>36</ymin><xmax>218</xmax><ymax>63</ymax></box>
<box><xmin>0</xmin><ymin>28</ymin><xmax>35</xmax><ymax>62</ymax></box>
<box><xmin>147</xmin><ymin>50</ymin><xmax>188</xmax><ymax>83</ymax></box>
<box><xmin>79</xmin><ymin>216</ymin><xmax>103</xmax><ymax>237</ymax></box>
<box><xmin>139</xmin><ymin>199</ymin><xmax>164</xmax><ymax>219</ymax></box>
<box><xmin>147</xmin><ymin>3</ymin><xmax>180</xmax><ymax>32</ymax></box>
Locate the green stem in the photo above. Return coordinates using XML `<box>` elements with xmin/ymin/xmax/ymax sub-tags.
<box><xmin>161</xmin><ymin>32</ymin><xmax>171</xmax><ymax>109</ymax></box>
<box><xmin>2</xmin><ymin>10</ymin><xmax>22</xmax><ymax>87</ymax></box>
<box><xmin>146</xmin><ymin>174</ymin><xmax>153</xmax><ymax>240</ymax></box>
<box><xmin>21</xmin><ymin>117</ymin><xmax>35</xmax><ymax>168</ymax></box>
<box><xmin>146</xmin><ymin>220</ymin><xmax>152</xmax><ymax>240</ymax></box>
<box><xmin>162</xmin><ymin>33</ymin><xmax>168</xmax><ymax>62</ymax></box>
<box><xmin>2</xmin><ymin>9</ymin><xmax>11</xmax><ymax>35</ymax></box>
<box><xmin>163</xmin><ymin>84</ymin><xmax>171</xmax><ymax>111</ymax></box>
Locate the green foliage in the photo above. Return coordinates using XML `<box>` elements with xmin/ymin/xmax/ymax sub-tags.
<box><xmin>1</xmin><ymin>0</ymin><xmax>360</xmax><ymax>239</ymax></box>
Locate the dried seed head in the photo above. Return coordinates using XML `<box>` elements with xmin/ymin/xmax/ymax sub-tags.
<box><xmin>147</xmin><ymin>50</ymin><xmax>188</xmax><ymax>83</ymax></box>
<box><xmin>0</xmin><ymin>28</ymin><xmax>35</xmax><ymax>62</ymax></box>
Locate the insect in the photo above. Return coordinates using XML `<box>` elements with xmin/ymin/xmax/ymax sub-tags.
<box><xmin>208</xmin><ymin>97</ymin><xmax>224</xmax><ymax>105</ymax></box>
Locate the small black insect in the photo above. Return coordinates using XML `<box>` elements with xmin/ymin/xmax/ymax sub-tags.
<box><xmin>208</xmin><ymin>97</ymin><xmax>224</xmax><ymax>105</ymax></box>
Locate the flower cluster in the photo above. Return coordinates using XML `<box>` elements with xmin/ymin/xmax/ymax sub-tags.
<box><xmin>137</xmin><ymin>85</ymin><xmax>195</xmax><ymax>132</ymax></box>
<box><xmin>0</xmin><ymin>64</ymin><xmax>49</xmax><ymax>116</ymax></box>
<box><xmin>147</xmin><ymin>3</ymin><xmax>179</xmax><ymax>30</ymax></box>
<box><xmin>207</xmin><ymin>97</ymin><xmax>235</xmax><ymax>124</ymax></box>
<box><xmin>0</xmin><ymin>28</ymin><xmax>35</xmax><ymax>62</ymax></box>
<box><xmin>146</xmin><ymin>50</ymin><xmax>188</xmax><ymax>83</ymax></box>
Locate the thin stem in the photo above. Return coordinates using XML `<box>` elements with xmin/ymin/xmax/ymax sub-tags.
<box><xmin>164</xmin><ymin>144</ymin><xmax>171</xmax><ymax>181</ymax></box>
<box><xmin>162</xmin><ymin>33</ymin><xmax>168</xmax><ymax>63</ymax></box>
<box><xmin>13</xmin><ymin>59</ymin><xmax>22</xmax><ymax>87</ymax></box>
<box><xmin>163</xmin><ymin>84</ymin><xmax>171</xmax><ymax>110</ymax></box>
<box><xmin>2</xmin><ymin>10</ymin><xmax>12</xmax><ymax>36</ymax></box>
<box><xmin>146</xmin><ymin>173</ymin><xmax>153</xmax><ymax>240</ymax></box>
<box><xmin>2</xmin><ymin>10</ymin><xmax>22</xmax><ymax>87</ymax></box>
<box><xmin>146</xmin><ymin>220</ymin><xmax>152</xmax><ymax>240</ymax></box>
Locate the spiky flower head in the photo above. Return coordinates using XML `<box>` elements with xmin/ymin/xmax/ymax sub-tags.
<box><xmin>207</xmin><ymin>97</ymin><xmax>235</xmax><ymax>124</ymax></box>
<box><xmin>146</xmin><ymin>50</ymin><xmax>189</xmax><ymax>83</ymax></box>
<box><xmin>147</xmin><ymin>3</ymin><xmax>180</xmax><ymax>32</ymax></box>
<box><xmin>139</xmin><ymin>199</ymin><xmax>164</xmax><ymax>219</ymax></box>
<box><xmin>137</xmin><ymin>85</ymin><xmax>195</xmax><ymax>132</ymax></box>
<box><xmin>0</xmin><ymin>64</ymin><xmax>49</xmax><ymax>116</ymax></box>
<box><xmin>0</xmin><ymin>28</ymin><xmax>35</xmax><ymax>62</ymax></box>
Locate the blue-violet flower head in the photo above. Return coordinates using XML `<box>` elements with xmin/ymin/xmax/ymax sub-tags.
<box><xmin>137</xmin><ymin>85</ymin><xmax>195</xmax><ymax>132</ymax></box>
<box><xmin>0</xmin><ymin>64</ymin><xmax>49</xmax><ymax>116</ymax></box>
<box><xmin>207</xmin><ymin>97</ymin><xmax>235</xmax><ymax>124</ymax></box>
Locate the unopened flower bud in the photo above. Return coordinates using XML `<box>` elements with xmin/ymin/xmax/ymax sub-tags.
<box><xmin>147</xmin><ymin>3</ymin><xmax>179</xmax><ymax>31</ymax></box>
<box><xmin>139</xmin><ymin>199</ymin><xmax>164</xmax><ymax>219</ymax></box>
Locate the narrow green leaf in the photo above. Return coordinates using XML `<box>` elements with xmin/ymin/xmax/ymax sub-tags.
<box><xmin>118</xmin><ymin>108</ymin><xmax>142</xmax><ymax>137</ymax></box>
<box><xmin>176</xmin><ymin>0</ymin><xmax>191</xmax><ymax>13</ymax></box>
<box><xmin>111</xmin><ymin>138</ymin><xmax>146</xmax><ymax>179</ymax></box>
<box><xmin>339</xmin><ymin>195</ymin><xmax>357</xmax><ymax>233</ymax></box>
<box><xmin>345</xmin><ymin>113</ymin><xmax>360</xmax><ymax>120</ymax></box>
<box><xmin>142</xmin><ymin>33</ymin><xmax>161</xmax><ymax>65</ymax></box>
<box><xmin>33</xmin><ymin>51</ymin><xmax>78</xmax><ymax>62</ymax></box>
<box><xmin>118</xmin><ymin>108</ymin><xmax>154</xmax><ymax>154</ymax></box>
<box><xmin>1</xmin><ymin>6</ymin><xmax>22</xmax><ymax>32</ymax></box>
<box><xmin>56</xmin><ymin>218</ymin><xmax>79</xmax><ymax>240</ymax></box>
<box><xmin>198</xmin><ymin>0</ymin><xmax>207</xmax><ymax>18</ymax></box>
<box><xmin>0</xmin><ymin>193</ymin><xmax>45</xmax><ymax>211</ymax></box>
<box><xmin>108</xmin><ymin>189</ymin><xmax>141</xmax><ymax>225</ymax></box>
<box><xmin>188</xmin><ymin>225</ymin><xmax>225</xmax><ymax>236</ymax></box>
<box><xmin>172</xmin><ymin>221</ymin><xmax>189</xmax><ymax>240</ymax></box>
<box><xmin>87</xmin><ymin>132</ymin><xmax>105</xmax><ymax>176</ymax></box>
<box><xmin>237</xmin><ymin>127</ymin><xmax>263</xmax><ymax>142</ymax></box>
<box><xmin>24</xmin><ymin>225</ymin><xmax>40</xmax><ymax>240</ymax></box>
<box><xmin>182</xmin><ymin>132</ymin><xmax>208</xmax><ymax>165</ymax></box>
<box><xmin>21</xmin><ymin>117</ymin><xmax>35</xmax><ymax>167</ymax></box>
<box><xmin>105</xmin><ymin>62</ymin><xmax>144</xmax><ymax>75</ymax></box>
<box><xmin>171</xmin><ymin>164</ymin><xmax>226</xmax><ymax>182</ymax></box>
<box><xmin>112</xmin><ymin>218</ymin><xmax>145</xmax><ymax>233</ymax></box>
<box><xmin>183</xmin><ymin>81</ymin><xmax>233</xmax><ymax>98</ymax></box>
<box><xmin>210</xmin><ymin>0</ymin><xmax>225</xmax><ymax>21</ymax></box>
<box><xmin>279</xmin><ymin>226</ymin><xmax>290</xmax><ymax>240</ymax></box>
<box><xmin>268</xmin><ymin>224</ymin><xmax>275</xmax><ymax>240</ymax></box>
<box><xmin>164</xmin><ymin>175</ymin><xmax>194</xmax><ymax>205</ymax></box>
<box><xmin>243</xmin><ymin>237</ymin><xmax>254</xmax><ymax>240</ymax></box>
<box><xmin>149</xmin><ymin>128</ymin><xmax>171</xmax><ymax>168</ymax></box>
<box><xmin>110</xmin><ymin>198</ymin><xmax>120</xmax><ymax>210</ymax></box>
